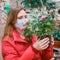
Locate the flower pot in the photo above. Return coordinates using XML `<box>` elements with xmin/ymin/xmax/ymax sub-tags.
<box><xmin>54</xmin><ymin>40</ymin><xmax>60</xmax><ymax>48</ymax></box>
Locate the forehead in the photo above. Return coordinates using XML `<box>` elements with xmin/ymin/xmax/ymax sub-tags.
<box><xmin>17</xmin><ymin>10</ymin><xmax>27</xmax><ymax>17</ymax></box>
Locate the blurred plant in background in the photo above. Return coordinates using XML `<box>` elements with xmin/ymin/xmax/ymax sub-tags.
<box><xmin>52</xmin><ymin>24</ymin><xmax>60</xmax><ymax>41</ymax></box>
<box><xmin>22</xmin><ymin>0</ymin><xmax>56</xmax><ymax>10</ymax></box>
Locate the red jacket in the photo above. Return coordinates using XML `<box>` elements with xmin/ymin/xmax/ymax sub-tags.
<box><xmin>2</xmin><ymin>30</ymin><xmax>53</xmax><ymax>60</ymax></box>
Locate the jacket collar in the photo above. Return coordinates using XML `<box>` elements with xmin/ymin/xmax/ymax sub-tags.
<box><xmin>12</xmin><ymin>30</ymin><xmax>28</xmax><ymax>43</ymax></box>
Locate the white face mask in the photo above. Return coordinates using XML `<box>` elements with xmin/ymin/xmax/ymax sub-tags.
<box><xmin>15</xmin><ymin>19</ymin><xmax>28</xmax><ymax>29</ymax></box>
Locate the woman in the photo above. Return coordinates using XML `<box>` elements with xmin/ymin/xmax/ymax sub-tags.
<box><xmin>2</xmin><ymin>8</ymin><xmax>54</xmax><ymax>60</ymax></box>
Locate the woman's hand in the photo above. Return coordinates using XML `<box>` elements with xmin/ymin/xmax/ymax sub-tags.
<box><xmin>33</xmin><ymin>38</ymin><xmax>50</xmax><ymax>50</ymax></box>
<box><xmin>51</xmin><ymin>37</ymin><xmax>54</xmax><ymax>45</ymax></box>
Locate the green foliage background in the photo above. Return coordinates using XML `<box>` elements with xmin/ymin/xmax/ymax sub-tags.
<box><xmin>22</xmin><ymin>0</ymin><xmax>56</xmax><ymax>10</ymax></box>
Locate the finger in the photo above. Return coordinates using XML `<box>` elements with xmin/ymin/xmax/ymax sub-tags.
<box><xmin>51</xmin><ymin>41</ymin><xmax>54</xmax><ymax>45</ymax></box>
<box><xmin>51</xmin><ymin>37</ymin><xmax>54</xmax><ymax>45</ymax></box>
<box><xmin>38</xmin><ymin>41</ymin><xmax>49</xmax><ymax>50</ymax></box>
<box><xmin>40</xmin><ymin>41</ymin><xmax>49</xmax><ymax>48</ymax></box>
<box><xmin>39</xmin><ymin>38</ymin><xmax>49</xmax><ymax>44</ymax></box>
<box><xmin>51</xmin><ymin>37</ymin><xmax>54</xmax><ymax>42</ymax></box>
<box><xmin>41</xmin><ymin>38</ymin><xmax>49</xmax><ymax>41</ymax></box>
<box><xmin>40</xmin><ymin>44</ymin><xmax>49</xmax><ymax>50</ymax></box>
<box><xmin>42</xmin><ymin>39</ymin><xmax>49</xmax><ymax>45</ymax></box>
<box><xmin>42</xmin><ymin>44</ymin><xmax>49</xmax><ymax>49</ymax></box>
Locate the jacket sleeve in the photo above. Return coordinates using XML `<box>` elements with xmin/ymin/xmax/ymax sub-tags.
<box><xmin>32</xmin><ymin>35</ymin><xmax>54</xmax><ymax>60</ymax></box>
<box><xmin>2</xmin><ymin>39</ymin><xmax>38</xmax><ymax>60</ymax></box>
<box><xmin>41</xmin><ymin>45</ymin><xmax>54</xmax><ymax>60</ymax></box>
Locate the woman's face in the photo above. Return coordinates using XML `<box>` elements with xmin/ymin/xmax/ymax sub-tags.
<box><xmin>17</xmin><ymin>9</ymin><xmax>27</xmax><ymax>19</ymax></box>
<box><xmin>15</xmin><ymin>9</ymin><xmax>28</xmax><ymax>31</ymax></box>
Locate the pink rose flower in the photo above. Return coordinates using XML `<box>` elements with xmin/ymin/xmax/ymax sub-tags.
<box><xmin>25</xmin><ymin>20</ymin><xmax>29</xmax><ymax>24</ymax></box>
<box><xmin>41</xmin><ymin>15</ymin><xmax>46</xmax><ymax>20</ymax></box>
<box><xmin>20</xmin><ymin>26</ymin><xmax>25</xmax><ymax>31</ymax></box>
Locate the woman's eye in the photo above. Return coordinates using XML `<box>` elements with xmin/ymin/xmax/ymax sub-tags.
<box><xmin>25</xmin><ymin>15</ymin><xmax>27</xmax><ymax>18</ymax></box>
<box><xmin>18</xmin><ymin>15</ymin><xmax>27</xmax><ymax>19</ymax></box>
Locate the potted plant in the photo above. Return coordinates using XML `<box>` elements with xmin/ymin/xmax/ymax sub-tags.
<box><xmin>20</xmin><ymin>10</ymin><xmax>56</xmax><ymax>46</ymax></box>
<box><xmin>52</xmin><ymin>24</ymin><xmax>60</xmax><ymax>48</ymax></box>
